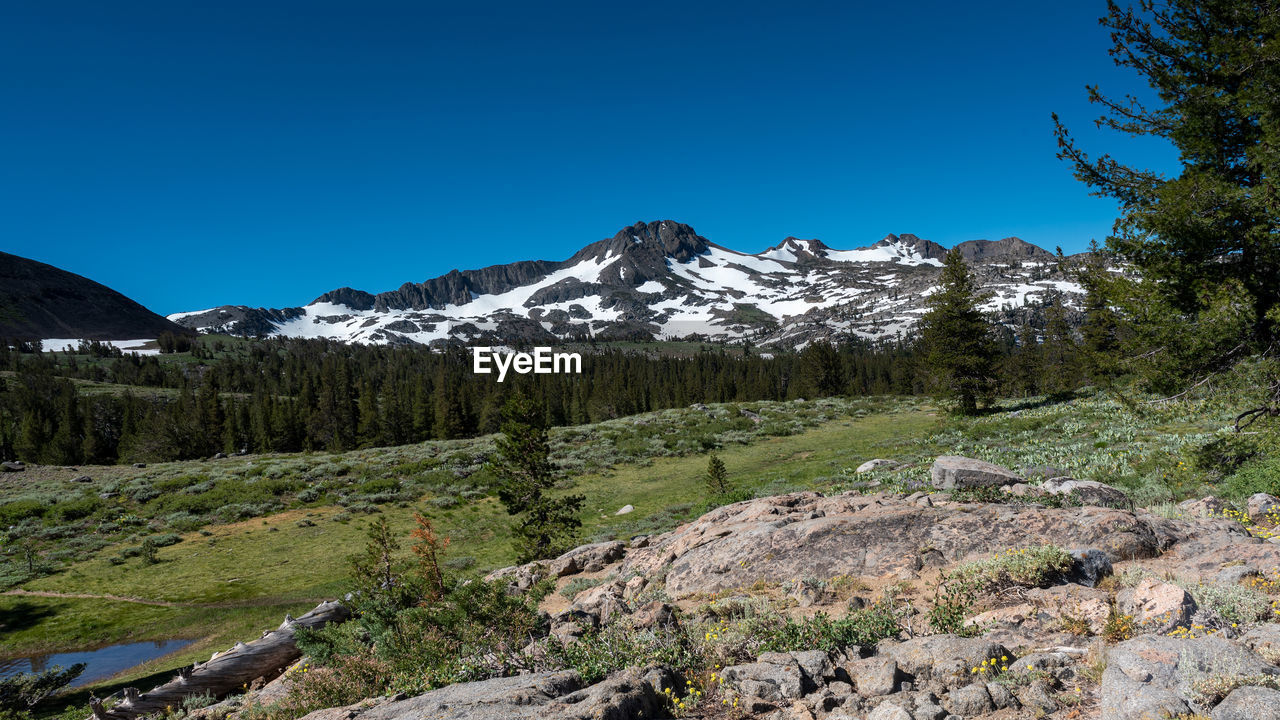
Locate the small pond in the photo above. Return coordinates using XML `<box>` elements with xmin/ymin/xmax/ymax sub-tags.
<box><xmin>0</xmin><ymin>639</ymin><xmax>194</xmax><ymax>688</ymax></box>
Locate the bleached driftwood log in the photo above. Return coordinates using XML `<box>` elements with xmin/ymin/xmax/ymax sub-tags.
<box><xmin>88</xmin><ymin>600</ymin><xmax>349</xmax><ymax>720</ymax></box>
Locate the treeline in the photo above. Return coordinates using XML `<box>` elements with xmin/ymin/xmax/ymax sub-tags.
<box><xmin>0</xmin><ymin>321</ymin><xmax>1101</xmax><ymax>465</ymax></box>
<box><xmin>0</xmin><ymin>337</ymin><xmax>928</xmax><ymax>465</ymax></box>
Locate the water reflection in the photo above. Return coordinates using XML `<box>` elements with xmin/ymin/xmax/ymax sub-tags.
<box><xmin>0</xmin><ymin>639</ymin><xmax>193</xmax><ymax>688</ymax></box>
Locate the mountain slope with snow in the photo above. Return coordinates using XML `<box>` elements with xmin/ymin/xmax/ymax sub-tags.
<box><xmin>169</xmin><ymin>221</ymin><xmax>1088</xmax><ymax>347</ymax></box>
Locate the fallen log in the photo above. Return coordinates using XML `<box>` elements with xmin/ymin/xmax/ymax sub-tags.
<box><xmin>89</xmin><ymin>600</ymin><xmax>350</xmax><ymax>720</ymax></box>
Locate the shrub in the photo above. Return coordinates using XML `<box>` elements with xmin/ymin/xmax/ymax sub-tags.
<box><xmin>751</xmin><ymin>605</ymin><xmax>902</xmax><ymax>653</ymax></box>
<box><xmin>148</xmin><ymin>533</ymin><xmax>182</xmax><ymax>548</ymax></box>
<box><xmin>927</xmin><ymin>581</ymin><xmax>978</xmax><ymax>636</ymax></box>
<box><xmin>547</xmin><ymin>625</ymin><xmax>700</xmax><ymax>684</ymax></box>
<box><xmin>1188</xmin><ymin>582</ymin><xmax>1272</xmax><ymax>624</ymax></box>
<box><xmin>50</xmin><ymin>496</ymin><xmax>102</xmax><ymax>521</ymax></box>
<box><xmin>1224</xmin><ymin>454</ymin><xmax>1280</xmax><ymax>498</ymax></box>
<box><xmin>948</xmin><ymin>545</ymin><xmax>1074</xmax><ymax>592</ymax></box>
<box><xmin>560</xmin><ymin>576</ymin><xmax>607</xmax><ymax>599</ymax></box>
<box><xmin>0</xmin><ymin>500</ymin><xmax>47</xmax><ymax>525</ymax></box>
<box><xmin>1190</xmin><ymin>673</ymin><xmax>1280</xmax><ymax>706</ymax></box>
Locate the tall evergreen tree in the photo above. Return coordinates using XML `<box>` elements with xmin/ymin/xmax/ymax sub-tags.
<box><xmin>1008</xmin><ymin>323</ymin><xmax>1042</xmax><ymax>397</ymax></box>
<box><xmin>917</xmin><ymin>248</ymin><xmax>1000</xmax><ymax>415</ymax></box>
<box><xmin>1040</xmin><ymin>293</ymin><xmax>1080</xmax><ymax>396</ymax></box>
<box><xmin>1054</xmin><ymin>1</ymin><xmax>1280</xmax><ymax>379</ymax></box>
<box><xmin>799</xmin><ymin>341</ymin><xmax>845</xmax><ymax>398</ymax></box>
<box><xmin>1078</xmin><ymin>241</ymin><xmax>1124</xmax><ymax>383</ymax></box>
<box><xmin>492</xmin><ymin>392</ymin><xmax>583</xmax><ymax>562</ymax></box>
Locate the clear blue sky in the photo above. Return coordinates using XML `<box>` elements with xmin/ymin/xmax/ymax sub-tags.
<box><xmin>0</xmin><ymin>1</ymin><xmax>1178</xmax><ymax>315</ymax></box>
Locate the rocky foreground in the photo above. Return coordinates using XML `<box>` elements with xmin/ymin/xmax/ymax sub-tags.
<box><xmin>210</xmin><ymin>457</ymin><xmax>1280</xmax><ymax>720</ymax></box>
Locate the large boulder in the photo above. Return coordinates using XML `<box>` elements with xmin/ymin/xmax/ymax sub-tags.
<box><xmin>618</xmin><ymin>492</ymin><xmax>1160</xmax><ymax>600</ymax></box>
<box><xmin>1042</xmin><ymin>478</ymin><xmax>1132</xmax><ymax>509</ymax></box>
<box><xmin>0</xmin><ymin>461</ymin><xmax>24</xmax><ymax>472</ymax></box>
<box><xmin>295</xmin><ymin>666</ymin><xmax>674</xmax><ymax>720</ymax></box>
<box><xmin>930</xmin><ymin>456</ymin><xmax>1023</xmax><ymax>489</ymax></box>
<box><xmin>1101</xmin><ymin>635</ymin><xmax>1280</xmax><ymax>720</ymax></box>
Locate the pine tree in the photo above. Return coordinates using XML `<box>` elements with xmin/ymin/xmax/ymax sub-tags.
<box><xmin>1077</xmin><ymin>240</ymin><xmax>1124</xmax><ymax>383</ymax></box>
<box><xmin>492</xmin><ymin>392</ymin><xmax>583</xmax><ymax>563</ymax></box>
<box><xmin>917</xmin><ymin>249</ymin><xmax>1000</xmax><ymax>414</ymax></box>
<box><xmin>1009</xmin><ymin>323</ymin><xmax>1042</xmax><ymax>397</ymax></box>
<box><xmin>705</xmin><ymin>453</ymin><xmax>730</xmax><ymax>495</ymax></box>
<box><xmin>800</xmin><ymin>341</ymin><xmax>845</xmax><ymax>398</ymax></box>
<box><xmin>1040</xmin><ymin>293</ymin><xmax>1080</xmax><ymax>397</ymax></box>
<box><xmin>1054</xmin><ymin>1</ymin><xmax>1280</xmax><ymax>378</ymax></box>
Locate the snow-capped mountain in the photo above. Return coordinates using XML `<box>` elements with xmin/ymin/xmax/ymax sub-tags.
<box><xmin>169</xmin><ymin>221</ymin><xmax>1086</xmax><ymax>347</ymax></box>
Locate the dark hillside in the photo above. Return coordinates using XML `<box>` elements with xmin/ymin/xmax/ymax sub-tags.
<box><xmin>0</xmin><ymin>251</ymin><xmax>190</xmax><ymax>340</ymax></box>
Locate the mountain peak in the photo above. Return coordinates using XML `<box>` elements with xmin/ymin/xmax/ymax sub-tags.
<box><xmin>608</xmin><ymin>220</ymin><xmax>709</xmax><ymax>261</ymax></box>
<box><xmin>753</xmin><ymin>236</ymin><xmax>832</xmax><ymax>263</ymax></box>
<box><xmin>953</xmin><ymin>236</ymin><xmax>1055</xmax><ymax>261</ymax></box>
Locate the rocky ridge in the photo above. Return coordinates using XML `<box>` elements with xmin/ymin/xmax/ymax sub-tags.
<box><xmin>169</xmin><ymin>221</ymin><xmax>1092</xmax><ymax>348</ymax></box>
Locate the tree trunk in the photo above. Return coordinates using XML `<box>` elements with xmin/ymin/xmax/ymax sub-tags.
<box><xmin>88</xmin><ymin>600</ymin><xmax>349</xmax><ymax>720</ymax></box>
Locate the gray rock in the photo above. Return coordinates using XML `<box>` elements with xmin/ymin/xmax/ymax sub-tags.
<box><xmin>132</xmin><ymin>462</ymin><xmax>146</xmax><ymax>468</ymax></box>
<box><xmin>985</xmin><ymin>681</ymin><xmax>1018</xmax><ymax>710</ymax></box>
<box><xmin>1101</xmin><ymin>635</ymin><xmax>1280</xmax><ymax>720</ymax></box>
<box><xmin>71</xmin><ymin>475</ymin><xmax>93</xmax><ymax>483</ymax></box>
<box><xmin>912</xmin><ymin>698</ymin><xmax>948</xmax><ymax>720</ymax></box>
<box><xmin>1067</xmin><ymin>547</ymin><xmax>1113</xmax><ymax>587</ymax></box>
<box><xmin>722</xmin><ymin>658</ymin><xmax>806</xmax><ymax>702</ymax></box>
<box><xmin>1215</xmin><ymin>564</ymin><xmax>1260</xmax><ymax>585</ymax></box>
<box><xmin>945</xmin><ymin>683</ymin><xmax>993</xmax><ymax>716</ymax></box>
<box><xmin>777</xmin><ymin>649</ymin><xmax>836</xmax><ymax>688</ymax></box>
<box><xmin>486</xmin><ymin>541</ymin><xmax>626</xmax><ymax>589</ymax></box>
<box><xmin>1001</xmin><ymin>482</ymin><xmax>1047</xmax><ymax>498</ymax></box>
<box><xmin>1213</xmin><ymin>685</ymin><xmax>1280</xmax><ymax>720</ymax></box>
<box><xmin>857</xmin><ymin>459</ymin><xmax>898</xmax><ymax>474</ymax></box>
<box><xmin>1250</xmin><ymin>493</ymin><xmax>1280</xmax><ymax>524</ymax></box>
<box><xmin>867</xmin><ymin>702</ymin><xmax>913</xmax><ymax>720</ymax></box>
<box><xmin>1043</xmin><ymin>478</ymin><xmax>1132</xmax><ymax>509</ymax></box>
<box><xmin>1016</xmin><ymin>681</ymin><xmax>1058</xmax><ymax>714</ymax></box>
<box><xmin>846</xmin><ymin>656</ymin><xmax>899</xmax><ymax>697</ymax></box>
<box><xmin>628</xmin><ymin>601</ymin><xmax>676</xmax><ymax>630</ymax></box>
<box><xmin>614</xmin><ymin>504</ymin><xmax>634</xmax><ymax>515</ymax></box>
<box><xmin>1240</xmin><ymin>624</ymin><xmax>1280</xmax><ymax>662</ymax></box>
<box><xmin>930</xmin><ymin>456</ymin><xmax>1022</xmax><ymax>490</ymax></box>
<box><xmin>879</xmin><ymin>635</ymin><xmax>1011</xmax><ymax>690</ymax></box>
<box><xmin>1</xmin><ymin>461</ymin><xmax>25</xmax><ymax>472</ymax></box>
<box><xmin>1180</xmin><ymin>495</ymin><xmax>1227</xmax><ymax>517</ymax></box>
